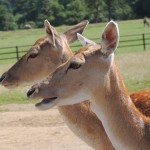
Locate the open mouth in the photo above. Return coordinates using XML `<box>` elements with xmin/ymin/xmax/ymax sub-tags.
<box><xmin>35</xmin><ymin>97</ymin><xmax>57</xmax><ymax>107</ymax></box>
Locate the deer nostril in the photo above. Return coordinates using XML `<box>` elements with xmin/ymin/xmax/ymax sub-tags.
<box><xmin>27</xmin><ymin>88</ymin><xmax>36</xmax><ymax>98</ymax></box>
<box><xmin>0</xmin><ymin>73</ymin><xmax>7</xmax><ymax>83</ymax></box>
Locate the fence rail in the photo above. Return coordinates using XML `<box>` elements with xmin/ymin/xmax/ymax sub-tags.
<box><xmin>0</xmin><ymin>33</ymin><xmax>150</xmax><ymax>62</ymax></box>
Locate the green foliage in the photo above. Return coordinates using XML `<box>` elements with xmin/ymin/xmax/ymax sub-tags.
<box><xmin>112</xmin><ymin>0</ymin><xmax>134</xmax><ymax>20</ymax></box>
<box><xmin>0</xmin><ymin>3</ymin><xmax>17</xmax><ymax>30</ymax></box>
<box><xmin>85</xmin><ymin>0</ymin><xmax>106</xmax><ymax>22</ymax></box>
<box><xmin>64</xmin><ymin>0</ymin><xmax>86</xmax><ymax>25</ymax></box>
<box><xmin>142</xmin><ymin>0</ymin><xmax>150</xmax><ymax>15</ymax></box>
<box><xmin>37</xmin><ymin>0</ymin><xmax>64</xmax><ymax>27</ymax></box>
<box><xmin>129</xmin><ymin>0</ymin><xmax>150</xmax><ymax>18</ymax></box>
<box><xmin>27</xmin><ymin>21</ymin><xmax>37</xmax><ymax>28</ymax></box>
<box><xmin>1</xmin><ymin>19</ymin><xmax>150</xmax><ymax>65</ymax></box>
<box><xmin>0</xmin><ymin>0</ymin><xmax>150</xmax><ymax>31</ymax></box>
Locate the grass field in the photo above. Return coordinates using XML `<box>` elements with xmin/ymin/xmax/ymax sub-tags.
<box><xmin>1</xmin><ymin>19</ymin><xmax>150</xmax><ymax>64</ymax></box>
<box><xmin>0</xmin><ymin>19</ymin><xmax>150</xmax><ymax>105</ymax></box>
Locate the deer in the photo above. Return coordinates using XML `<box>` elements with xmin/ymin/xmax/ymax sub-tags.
<box><xmin>27</xmin><ymin>21</ymin><xmax>150</xmax><ymax>150</ymax></box>
<box><xmin>1</xmin><ymin>20</ymin><xmax>150</xmax><ymax>150</ymax></box>
<box><xmin>0</xmin><ymin>20</ymin><xmax>115</xmax><ymax>150</ymax></box>
<box><xmin>143</xmin><ymin>16</ymin><xmax>150</xmax><ymax>27</ymax></box>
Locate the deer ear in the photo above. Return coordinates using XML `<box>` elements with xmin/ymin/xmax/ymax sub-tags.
<box><xmin>77</xmin><ymin>33</ymin><xmax>96</xmax><ymax>46</ymax></box>
<box><xmin>44</xmin><ymin>20</ymin><xmax>55</xmax><ymax>47</ymax></box>
<box><xmin>101</xmin><ymin>21</ymin><xmax>119</xmax><ymax>56</ymax></box>
<box><xmin>64</xmin><ymin>20</ymin><xmax>89</xmax><ymax>44</ymax></box>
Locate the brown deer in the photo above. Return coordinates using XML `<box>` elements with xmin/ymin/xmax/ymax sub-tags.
<box><xmin>27</xmin><ymin>21</ymin><xmax>150</xmax><ymax>150</ymax></box>
<box><xmin>0</xmin><ymin>20</ymin><xmax>115</xmax><ymax>150</ymax></box>
<box><xmin>143</xmin><ymin>17</ymin><xmax>150</xmax><ymax>27</ymax></box>
<box><xmin>1</xmin><ymin>20</ymin><xmax>150</xmax><ymax>149</ymax></box>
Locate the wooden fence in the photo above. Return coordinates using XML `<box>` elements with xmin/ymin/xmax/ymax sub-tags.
<box><xmin>0</xmin><ymin>33</ymin><xmax>150</xmax><ymax>62</ymax></box>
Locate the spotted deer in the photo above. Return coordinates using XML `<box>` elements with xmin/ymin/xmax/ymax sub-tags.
<box><xmin>27</xmin><ymin>21</ymin><xmax>150</xmax><ymax>150</ymax></box>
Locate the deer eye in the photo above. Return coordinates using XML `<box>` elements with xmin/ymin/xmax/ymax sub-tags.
<box><xmin>27</xmin><ymin>52</ymin><xmax>38</xmax><ymax>61</ymax></box>
<box><xmin>68</xmin><ymin>62</ymin><xmax>81</xmax><ymax>70</ymax></box>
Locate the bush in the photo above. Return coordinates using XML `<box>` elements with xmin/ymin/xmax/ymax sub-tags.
<box><xmin>27</xmin><ymin>21</ymin><xmax>37</xmax><ymax>28</ymax></box>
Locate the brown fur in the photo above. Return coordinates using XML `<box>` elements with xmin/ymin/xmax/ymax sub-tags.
<box><xmin>0</xmin><ymin>22</ymin><xmax>115</xmax><ymax>149</ymax></box>
<box><xmin>100</xmin><ymin>61</ymin><xmax>150</xmax><ymax>149</ymax></box>
<box><xmin>29</xmin><ymin>22</ymin><xmax>150</xmax><ymax>149</ymax></box>
<box><xmin>1</xmin><ymin>21</ymin><xmax>150</xmax><ymax>149</ymax></box>
<box><xmin>131</xmin><ymin>90</ymin><xmax>150</xmax><ymax>117</ymax></box>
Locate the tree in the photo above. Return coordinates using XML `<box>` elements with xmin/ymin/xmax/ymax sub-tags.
<box><xmin>141</xmin><ymin>0</ymin><xmax>150</xmax><ymax>16</ymax></box>
<box><xmin>0</xmin><ymin>0</ymin><xmax>148</xmax><ymax>31</ymax></box>
<box><xmin>64</xmin><ymin>0</ymin><xmax>86</xmax><ymax>25</ymax></box>
<box><xmin>104</xmin><ymin>0</ymin><xmax>134</xmax><ymax>21</ymax></box>
<box><xmin>85</xmin><ymin>0</ymin><xmax>105</xmax><ymax>23</ymax></box>
<box><xmin>128</xmin><ymin>0</ymin><xmax>150</xmax><ymax>18</ymax></box>
<box><xmin>37</xmin><ymin>0</ymin><xmax>64</xmax><ymax>27</ymax></box>
<box><xmin>112</xmin><ymin>0</ymin><xmax>134</xmax><ymax>20</ymax></box>
<box><xmin>0</xmin><ymin>1</ymin><xmax>17</xmax><ymax>30</ymax></box>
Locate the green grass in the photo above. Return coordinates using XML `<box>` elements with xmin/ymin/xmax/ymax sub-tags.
<box><xmin>1</xmin><ymin>19</ymin><xmax>150</xmax><ymax>64</ymax></box>
<box><xmin>0</xmin><ymin>86</ymin><xmax>37</xmax><ymax>105</ymax></box>
<box><xmin>0</xmin><ymin>90</ymin><xmax>32</xmax><ymax>105</ymax></box>
<box><xmin>1</xmin><ymin>19</ymin><xmax>150</xmax><ymax>47</ymax></box>
<box><xmin>116</xmin><ymin>50</ymin><xmax>150</xmax><ymax>93</ymax></box>
<box><xmin>125</xmin><ymin>80</ymin><xmax>150</xmax><ymax>93</ymax></box>
<box><xmin>0</xmin><ymin>19</ymin><xmax>150</xmax><ymax>105</ymax></box>
<box><xmin>72</xmin><ymin>19</ymin><xmax>150</xmax><ymax>53</ymax></box>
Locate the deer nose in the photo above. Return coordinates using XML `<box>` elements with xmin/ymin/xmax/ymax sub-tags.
<box><xmin>27</xmin><ymin>87</ymin><xmax>36</xmax><ymax>98</ymax></box>
<box><xmin>27</xmin><ymin>86</ymin><xmax>40</xmax><ymax>98</ymax></box>
<box><xmin>0</xmin><ymin>72</ymin><xmax>8</xmax><ymax>83</ymax></box>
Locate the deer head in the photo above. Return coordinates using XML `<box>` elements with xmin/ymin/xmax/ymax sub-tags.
<box><xmin>0</xmin><ymin>20</ymin><xmax>89</xmax><ymax>88</ymax></box>
<box><xmin>27</xmin><ymin>21</ymin><xmax>119</xmax><ymax>110</ymax></box>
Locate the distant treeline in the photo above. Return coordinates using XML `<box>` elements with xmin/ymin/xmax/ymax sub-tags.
<box><xmin>0</xmin><ymin>0</ymin><xmax>150</xmax><ymax>31</ymax></box>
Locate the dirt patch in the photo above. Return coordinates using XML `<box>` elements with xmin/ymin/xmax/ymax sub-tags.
<box><xmin>0</xmin><ymin>104</ymin><xmax>92</xmax><ymax>150</ymax></box>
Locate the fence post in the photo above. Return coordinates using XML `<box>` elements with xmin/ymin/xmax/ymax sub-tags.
<box><xmin>16</xmin><ymin>46</ymin><xmax>19</xmax><ymax>60</ymax></box>
<box><xmin>142</xmin><ymin>34</ymin><xmax>146</xmax><ymax>50</ymax></box>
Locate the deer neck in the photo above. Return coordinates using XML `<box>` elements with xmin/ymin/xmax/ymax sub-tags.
<box><xmin>91</xmin><ymin>62</ymin><xmax>150</xmax><ymax>150</ymax></box>
<box><xmin>56</xmin><ymin>39</ymin><xmax>97</xmax><ymax>146</ymax></box>
<box><xmin>56</xmin><ymin>42</ymin><xmax>114</xmax><ymax>149</ymax></box>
